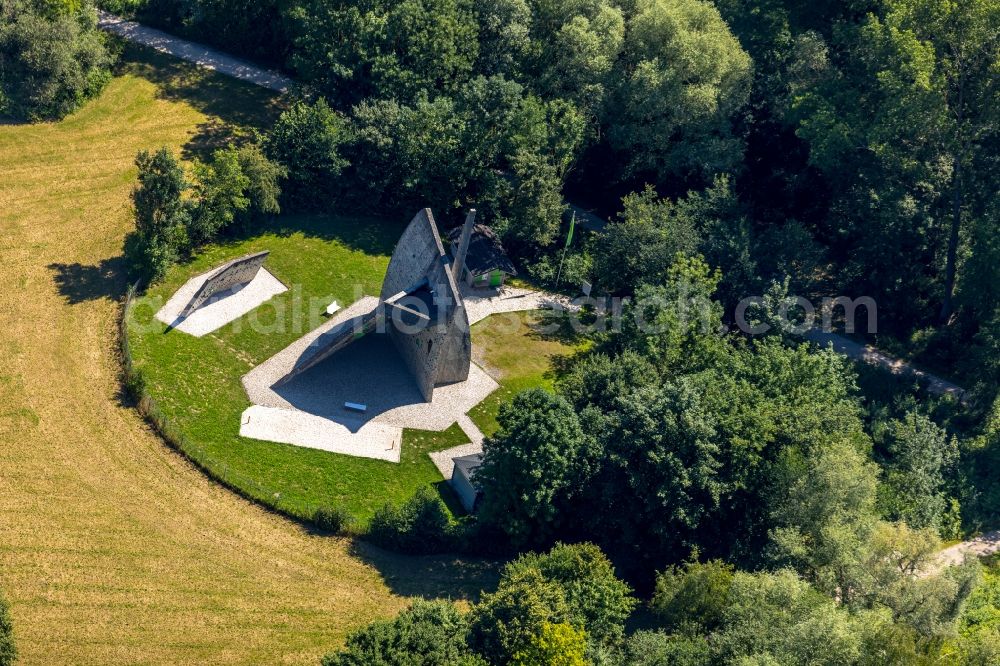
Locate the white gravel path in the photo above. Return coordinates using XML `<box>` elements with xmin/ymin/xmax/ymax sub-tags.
<box><xmin>97</xmin><ymin>10</ymin><xmax>294</xmax><ymax>93</ymax></box>
<box><xmin>155</xmin><ymin>267</ymin><xmax>287</xmax><ymax>337</ymax></box>
<box><xmin>462</xmin><ymin>285</ymin><xmax>576</xmax><ymax>325</ymax></box>
<box><xmin>923</xmin><ymin>530</ymin><xmax>1000</xmax><ymax>576</ymax></box>
<box><xmin>429</xmin><ymin>415</ymin><xmax>485</xmax><ymax>480</ymax></box>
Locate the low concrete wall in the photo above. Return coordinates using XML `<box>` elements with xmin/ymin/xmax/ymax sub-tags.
<box><xmin>182</xmin><ymin>251</ymin><xmax>269</xmax><ymax>316</ymax></box>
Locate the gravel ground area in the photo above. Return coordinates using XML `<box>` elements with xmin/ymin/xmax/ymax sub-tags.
<box><xmin>240</xmin><ymin>405</ymin><xmax>402</xmax><ymax>462</ymax></box>
<box><xmin>463</xmin><ymin>285</ymin><xmax>575</xmax><ymax>325</ymax></box>
<box><xmin>238</xmin><ymin>286</ymin><xmax>577</xmax><ymax>467</ymax></box>
<box><xmin>240</xmin><ymin>296</ymin><xmax>499</xmax><ymax>458</ymax></box>
<box><xmin>242</xmin><ymin>296</ymin><xmax>381</xmax><ymax>404</ymax></box>
<box><xmin>155</xmin><ymin>267</ymin><xmax>287</xmax><ymax>337</ymax></box>
<box><xmin>429</xmin><ymin>415</ymin><xmax>485</xmax><ymax>480</ymax></box>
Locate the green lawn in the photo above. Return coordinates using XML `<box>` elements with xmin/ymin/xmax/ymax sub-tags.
<box><xmin>468</xmin><ymin>311</ymin><xmax>590</xmax><ymax>437</ymax></box>
<box><xmin>127</xmin><ymin>218</ymin><xmax>584</xmax><ymax>524</ymax></box>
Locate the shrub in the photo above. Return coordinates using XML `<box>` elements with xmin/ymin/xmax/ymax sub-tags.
<box><xmin>312</xmin><ymin>505</ymin><xmax>355</xmax><ymax>534</ymax></box>
<box><xmin>0</xmin><ymin>0</ymin><xmax>113</xmax><ymax>121</ymax></box>
<box><xmin>651</xmin><ymin>558</ymin><xmax>734</xmax><ymax>634</ymax></box>
<box><xmin>322</xmin><ymin>599</ymin><xmax>485</xmax><ymax>666</ymax></box>
<box><xmin>468</xmin><ymin>567</ymin><xmax>570</xmax><ymax>663</ymax></box>
<box><xmin>188</xmin><ymin>144</ymin><xmax>285</xmax><ymax>243</ymax></box>
<box><xmin>617</xmin><ymin>631</ymin><xmax>711</xmax><ymax>666</ymax></box>
<box><xmin>366</xmin><ymin>487</ymin><xmax>456</xmax><ymax>554</ymax></box>
<box><xmin>0</xmin><ymin>590</ymin><xmax>14</xmax><ymax>666</ymax></box>
<box><xmin>511</xmin><ymin>621</ymin><xmax>587</xmax><ymax>666</ymax></box>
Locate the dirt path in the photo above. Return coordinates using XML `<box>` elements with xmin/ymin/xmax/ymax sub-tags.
<box><xmin>936</xmin><ymin>531</ymin><xmax>1000</xmax><ymax>569</ymax></box>
<box><xmin>799</xmin><ymin>332</ymin><xmax>999</xmax><ymax>569</ymax></box>
<box><xmin>96</xmin><ymin>10</ymin><xmax>294</xmax><ymax>93</ymax></box>
<box><xmin>804</xmin><ymin>329</ymin><xmax>968</xmax><ymax>403</ymax></box>
<box><xmin>0</xmin><ymin>58</ymin><xmax>441</xmax><ymax>665</ymax></box>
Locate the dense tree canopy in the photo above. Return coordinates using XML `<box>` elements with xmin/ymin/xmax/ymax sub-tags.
<box><xmin>290</xmin><ymin>0</ymin><xmax>479</xmax><ymax>103</ymax></box>
<box><xmin>0</xmin><ymin>0</ymin><xmax>112</xmax><ymax>121</ymax></box>
<box><xmin>606</xmin><ymin>0</ymin><xmax>752</xmax><ymax>181</ymax></box>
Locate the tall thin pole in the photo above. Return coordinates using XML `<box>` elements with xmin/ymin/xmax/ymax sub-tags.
<box><xmin>555</xmin><ymin>212</ymin><xmax>575</xmax><ymax>286</ymax></box>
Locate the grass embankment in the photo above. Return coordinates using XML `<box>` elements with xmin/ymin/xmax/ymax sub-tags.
<box><xmin>128</xmin><ymin>220</ymin><xmax>473</xmax><ymax>522</ymax></box>
<box><xmin>0</xmin><ymin>44</ymin><xmax>495</xmax><ymax>665</ymax></box>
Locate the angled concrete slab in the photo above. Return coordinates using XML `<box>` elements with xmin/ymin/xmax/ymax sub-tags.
<box><xmin>155</xmin><ymin>266</ymin><xmax>287</xmax><ymax>337</ymax></box>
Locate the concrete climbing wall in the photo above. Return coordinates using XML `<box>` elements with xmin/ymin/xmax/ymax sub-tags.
<box><xmin>182</xmin><ymin>251</ymin><xmax>270</xmax><ymax>316</ymax></box>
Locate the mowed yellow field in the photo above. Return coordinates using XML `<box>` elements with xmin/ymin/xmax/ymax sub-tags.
<box><xmin>0</xmin><ymin>53</ymin><xmax>465</xmax><ymax>664</ymax></box>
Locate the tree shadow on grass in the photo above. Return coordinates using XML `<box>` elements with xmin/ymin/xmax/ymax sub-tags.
<box><xmin>348</xmin><ymin>539</ymin><xmax>501</xmax><ymax>603</ymax></box>
<box><xmin>180</xmin><ymin>118</ymin><xmax>256</xmax><ymax>161</ymax></box>
<box><xmin>48</xmin><ymin>257</ymin><xmax>127</xmax><ymax>304</ymax></box>
<box><xmin>205</xmin><ymin>212</ymin><xmax>405</xmax><ymax>259</ymax></box>
<box><xmin>114</xmin><ymin>42</ymin><xmax>286</xmax><ymax>161</ymax></box>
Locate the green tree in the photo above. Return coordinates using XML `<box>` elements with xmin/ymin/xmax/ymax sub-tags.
<box><xmin>0</xmin><ymin>591</ymin><xmax>13</xmax><ymax>666</ymax></box>
<box><xmin>350</xmin><ymin>76</ymin><xmax>584</xmax><ymax>247</ymax></box>
<box><xmin>185</xmin><ymin>144</ymin><xmax>282</xmax><ymax>246</ymax></box>
<box><xmin>189</xmin><ymin>148</ymin><xmax>251</xmax><ymax>245</ymax></box>
<box><xmin>321</xmin><ymin>600</ymin><xmax>485</xmax><ymax>666</ymax></box>
<box><xmin>959</xmin><ymin>629</ymin><xmax>1000</xmax><ymax>666</ymax></box>
<box><xmin>477</xmin><ymin>389</ymin><xmax>596</xmax><ymax>548</ymax></box>
<box><xmin>652</xmin><ymin>558</ymin><xmax>735</xmax><ymax>634</ymax></box>
<box><xmin>594</xmin><ymin>186</ymin><xmax>701</xmax><ymax>295</ymax></box>
<box><xmin>875</xmin><ymin>0</ymin><xmax>1000</xmax><ymax>322</ymax></box>
<box><xmin>125</xmin><ymin>148</ymin><xmax>191</xmax><ymax>282</ymax></box>
<box><xmin>473</xmin><ymin>0</ymin><xmax>532</xmax><ymax>78</ymax></box>
<box><xmin>468</xmin><ymin>567</ymin><xmax>570</xmax><ymax>664</ymax></box>
<box><xmin>877</xmin><ymin>411</ymin><xmax>960</xmax><ymax>535</ymax></box>
<box><xmin>264</xmin><ymin>99</ymin><xmax>349</xmax><ymax>211</ymax></box>
<box><xmin>615</xmin><ymin>255</ymin><xmax>726</xmax><ymax>373</ymax></box>
<box><xmin>511</xmin><ymin>622</ymin><xmax>587</xmax><ymax>666</ymax></box>
<box><xmin>607</xmin><ymin>0</ymin><xmax>752</xmax><ymax>181</ymax></box>
<box><xmin>504</xmin><ymin>543</ymin><xmax>636</xmax><ymax>649</ymax></box>
<box><xmin>350</xmin><ymin>93</ymin><xmax>467</xmax><ymax>211</ymax></box>
<box><xmin>711</xmin><ymin>569</ymin><xmax>871</xmax><ymax>666</ymax></box>
<box><xmin>767</xmin><ymin>437</ymin><xmax>880</xmax><ymax>602</ymax></box>
<box><xmin>959</xmin><ymin>565</ymin><xmax>1000</xmax><ymax>665</ymax></box>
<box><xmin>527</xmin><ymin>0</ymin><xmax>625</xmax><ymax>113</ymax></box>
<box><xmin>290</xmin><ymin>0</ymin><xmax>478</xmax><ymax>103</ymax></box>
<box><xmin>0</xmin><ymin>0</ymin><xmax>112</xmax><ymax>121</ymax></box>
<box><xmin>557</xmin><ymin>350</ymin><xmax>657</xmax><ymax>415</ymax></box>
<box><xmin>233</xmin><ymin>143</ymin><xmax>284</xmax><ymax>227</ymax></box>
<box><xmin>600</xmin><ymin>378</ymin><xmax>727</xmax><ymax>566</ymax></box>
